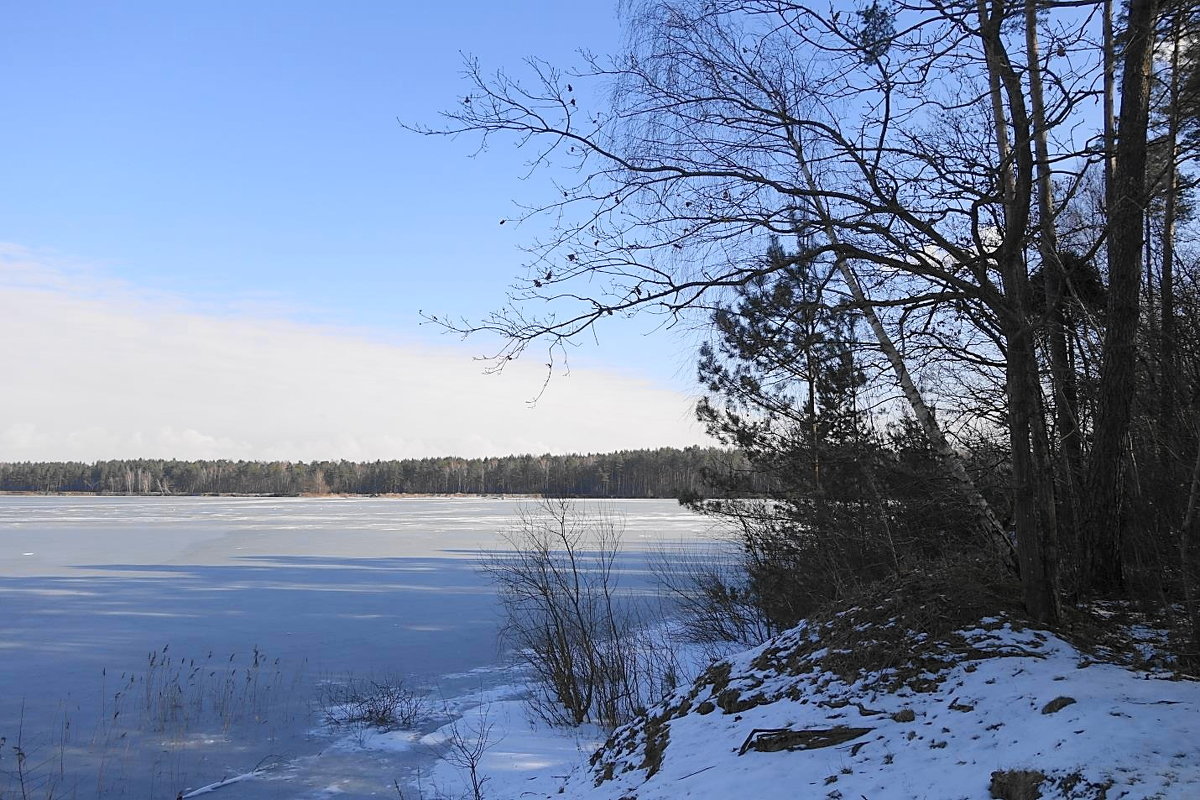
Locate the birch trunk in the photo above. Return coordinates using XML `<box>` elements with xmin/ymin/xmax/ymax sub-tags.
<box><xmin>790</xmin><ymin>138</ymin><xmax>1014</xmax><ymax>567</ymax></box>
<box><xmin>1025</xmin><ymin>0</ymin><xmax>1082</xmax><ymax>586</ymax></box>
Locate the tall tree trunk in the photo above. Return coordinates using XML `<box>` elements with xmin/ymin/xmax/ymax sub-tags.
<box><xmin>1025</xmin><ymin>0</ymin><xmax>1083</xmax><ymax>587</ymax></box>
<box><xmin>1160</xmin><ymin>19</ymin><xmax>1181</xmax><ymax>469</ymax></box>
<box><xmin>1104</xmin><ymin>0</ymin><xmax>1117</xmax><ymax>198</ymax></box>
<box><xmin>1085</xmin><ymin>0</ymin><xmax>1160</xmax><ymax>596</ymax></box>
<box><xmin>975</xmin><ymin>0</ymin><xmax>1060</xmax><ymax>623</ymax></box>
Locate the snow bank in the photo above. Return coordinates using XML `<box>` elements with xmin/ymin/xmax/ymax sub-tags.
<box><xmin>360</xmin><ymin>606</ymin><xmax>1199</xmax><ymax>800</ymax></box>
<box><xmin>561</xmin><ymin>617</ymin><xmax>1200</xmax><ymax>799</ymax></box>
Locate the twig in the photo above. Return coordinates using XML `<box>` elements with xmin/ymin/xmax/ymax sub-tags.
<box><xmin>677</xmin><ymin>764</ymin><xmax>716</xmax><ymax>780</ymax></box>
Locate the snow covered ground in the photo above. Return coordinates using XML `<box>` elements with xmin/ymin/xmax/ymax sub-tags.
<box><xmin>341</xmin><ymin>676</ymin><xmax>610</xmax><ymax>800</ymax></box>
<box><xmin>355</xmin><ymin>616</ymin><xmax>1200</xmax><ymax>800</ymax></box>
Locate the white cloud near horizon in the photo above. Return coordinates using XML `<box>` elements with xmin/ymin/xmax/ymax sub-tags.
<box><xmin>1</xmin><ymin>245</ymin><xmax>708</xmax><ymax>462</ymax></box>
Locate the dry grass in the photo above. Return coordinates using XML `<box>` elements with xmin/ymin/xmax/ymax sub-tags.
<box><xmin>747</xmin><ymin>556</ymin><xmax>1023</xmax><ymax>691</ymax></box>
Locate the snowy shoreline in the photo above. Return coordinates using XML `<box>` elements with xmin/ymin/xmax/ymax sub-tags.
<box><xmin>372</xmin><ymin>615</ymin><xmax>1200</xmax><ymax>800</ymax></box>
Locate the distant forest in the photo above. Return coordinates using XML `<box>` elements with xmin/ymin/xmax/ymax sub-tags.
<box><xmin>0</xmin><ymin>447</ymin><xmax>742</xmax><ymax>498</ymax></box>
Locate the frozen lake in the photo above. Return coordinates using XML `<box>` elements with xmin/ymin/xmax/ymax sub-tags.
<box><xmin>0</xmin><ymin>496</ymin><xmax>713</xmax><ymax>798</ymax></box>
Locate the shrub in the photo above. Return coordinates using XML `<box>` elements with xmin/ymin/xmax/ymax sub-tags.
<box><xmin>484</xmin><ymin>499</ymin><xmax>678</xmax><ymax>728</ymax></box>
<box><xmin>318</xmin><ymin>676</ymin><xmax>427</xmax><ymax>731</ymax></box>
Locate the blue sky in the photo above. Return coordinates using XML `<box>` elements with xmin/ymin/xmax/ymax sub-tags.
<box><xmin>1</xmin><ymin>2</ymin><xmax>707</xmax><ymax>460</ymax></box>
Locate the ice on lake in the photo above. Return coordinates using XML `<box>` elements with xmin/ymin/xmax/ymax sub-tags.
<box><xmin>0</xmin><ymin>496</ymin><xmax>714</xmax><ymax>798</ymax></box>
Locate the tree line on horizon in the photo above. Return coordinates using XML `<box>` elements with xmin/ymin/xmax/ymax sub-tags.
<box><xmin>0</xmin><ymin>447</ymin><xmax>742</xmax><ymax>498</ymax></box>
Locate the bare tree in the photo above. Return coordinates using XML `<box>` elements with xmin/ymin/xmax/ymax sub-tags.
<box><xmin>415</xmin><ymin>0</ymin><xmax>1165</xmax><ymax>622</ymax></box>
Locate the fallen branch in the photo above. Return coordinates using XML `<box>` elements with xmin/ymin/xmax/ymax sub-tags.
<box><xmin>738</xmin><ymin>726</ymin><xmax>873</xmax><ymax>755</ymax></box>
<box><xmin>178</xmin><ymin>756</ymin><xmax>282</xmax><ymax>798</ymax></box>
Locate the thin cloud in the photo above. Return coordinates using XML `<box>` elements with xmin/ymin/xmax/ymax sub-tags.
<box><xmin>1</xmin><ymin>245</ymin><xmax>707</xmax><ymax>461</ymax></box>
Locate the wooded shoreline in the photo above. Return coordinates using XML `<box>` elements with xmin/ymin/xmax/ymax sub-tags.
<box><xmin>0</xmin><ymin>448</ymin><xmax>746</xmax><ymax>499</ymax></box>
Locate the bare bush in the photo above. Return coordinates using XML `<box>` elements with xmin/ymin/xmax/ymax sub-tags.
<box><xmin>318</xmin><ymin>676</ymin><xmax>427</xmax><ymax>731</ymax></box>
<box><xmin>651</xmin><ymin>543</ymin><xmax>773</xmax><ymax>650</ymax></box>
<box><xmin>484</xmin><ymin>499</ymin><xmax>676</xmax><ymax>728</ymax></box>
<box><xmin>440</xmin><ymin>703</ymin><xmax>496</xmax><ymax>800</ymax></box>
